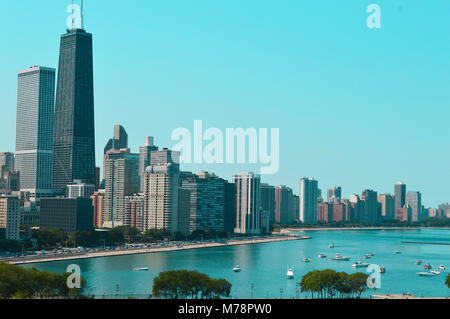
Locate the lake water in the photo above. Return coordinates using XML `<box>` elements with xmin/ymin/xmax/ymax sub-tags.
<box><xmin>23</xmin><ymin>229</ymin><xmax>450</xmax><ymax>298</ymax></box>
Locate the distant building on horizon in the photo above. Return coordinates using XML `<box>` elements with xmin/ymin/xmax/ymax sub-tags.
<box><xmin>406</xmin><ymin>191</ymin><xmax>422</xmax><ymax>222</ymax></box>
<box><xmin>378</xmin><ymin>193</ymin><xmax>395</xmax><ymax>221</ymax></box>
<box><xmin>52</xmin><ymin>28</ymin><xmax>96</xmax><ymax>193</ymax></box>
<box><xmin>15</xmin><ymin>66</ymin><xmax>55</xmax><ymax>200</ymax></box>
<box><xmin>394</xmin><ymin>182</ymin><xmax>406</xmax><ymax>213</ymax></box>
<box><xmin>0</xmin><ymin>152</ymin><xmax>14</xmax><ymax>178</ymax></box>
<box><xmin>327</xmin><ymin>186</ymin><xmax>342</xmax><ymax>204</ymax></box>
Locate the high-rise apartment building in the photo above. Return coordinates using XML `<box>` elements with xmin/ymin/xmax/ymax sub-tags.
<box><xmin>180</xmin><ymin>171</ymin><xmax>226</xmax><ymax>233</ymax></box>
<box><xmin>139</xmin><ymin>137</ymin><xmax>158</xmax><ymax>192</ymax></box>
<box><xmin>300</xmin><ymin>178</ymin><xmax>319</xmax><ymax>225</ymax></box>
<box><xmin>103</xmin><ymin>148</ymin><xmax>139</xmax><ymax>228</ymax></box>
<box><xmin>260</xmin><ymin>183</ymin><xmax>276</xmax><ymax>223</ymax></box>
<box><xmin>124</xmin><ymin>195</ymin><xmax>145</xmax><ymax>232</ymax></box>
<box><xmin>52</xmin><ymin>28</ymin><xmax>95</xmax><ymax>193</ymax></box>
<box><xmin>143</xmin><ymin>162</ymin><xmax>180</xmax><ymax>233</ymax></box>
<box><xmin>40</xmin><ymin>197</ymin><xmax>94</xmax><ymax>235</ymax></box>
<box><xmin>233</xmin><ymin>172</ymin><xmax>261</xmax><ymax>235</ymax></box>
<box><xmin>177</xmin><ymin>188</ymin><xmax>191</xmax><ymax>235</ymax></box>
<box><xmin>361</xmin><ymin>189</ymin><xmax>380</xmax><ymax>225</ymax></box>
<box><xmin>91</xmin><ymin>190</ymin><xmax>105</xmax><ymax>228</ymax></box>
<box><xmin>103</xmin><ymin>125</ymin><xmax>129</xmax><ymax>180</ymax></box>
<box><xmin>317</xmin><ymin>202</ymin><xmax>333</xmax><ymax>223</ymax></box>
<box><xmin>15</xmin><ymin>66</ymin><xmax>55</xmax><ymax>199</ymax></box>
<box><xmin>223</xmin><ymin>182</ymin><xmax>236</xmax><ymax>234</ymax></box>
<box><xmin>0</xmin><ymin>196</ymin><xmax>21</xmax><ymax>240</ymax></box>
<box><xmin>275</xmin><ymin>185</ymin><xmax>294</xmax><ymax>224</ymax></box>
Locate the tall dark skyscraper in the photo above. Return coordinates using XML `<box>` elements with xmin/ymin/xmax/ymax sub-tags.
<box><xmin>52</xmin><ymin>27</ymin><xmax>95</xmax><ymax>193</ymax></box>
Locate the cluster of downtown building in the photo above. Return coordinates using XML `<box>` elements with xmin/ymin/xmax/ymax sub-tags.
<box><xmin>1</xmin><ymin>26</ymin><xmax>449</xmax><ymax>243</ymax></box>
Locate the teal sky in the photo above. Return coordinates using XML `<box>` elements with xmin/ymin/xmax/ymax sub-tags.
<box><xmin>0</xmin><ymin>0</ymin><xmax>449</xmax><ymax>207</ymax></box>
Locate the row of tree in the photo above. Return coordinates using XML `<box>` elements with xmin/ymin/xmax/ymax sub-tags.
<box><xmin>299</xmin><ymin>269</ymin><xmax>369</xmax><ymax>299</ymax></box>
<box><xmin>24</xmin><ymin>226</ymin><xmax>238</xmax><ymax>251</ymax></box>
<box><xmin>152</xmin><ymin>270</ymin><xmax>231</xmax><ymax>299</ymax></box>
<box><xmin>0</xmin><ymin>262</ymin><xmax>85</xmax><ymax>299</ymax></box>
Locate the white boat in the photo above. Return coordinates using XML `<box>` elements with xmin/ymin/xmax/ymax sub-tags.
<box><xmin>318</xmin><ymin>253</ymin><xmax>327</xmax><ymax>258</ymax></box>
<box><xmin>366</xmin><ymin>253</ymin><xmax>375</xmax><ymax>257</ymax></box>
<box><xmin>329</xmin><ymin>243</ymin><xmax>334</xmax><ymax>248</ymax></box>
<box><xmin>430</xmin><ymin>270</ymin><xmax>441</xmax><ymax>275</ymax></box>
<box><xmin>331</xmin><ymin>253</ymin><xmax>351</xmax><ymax>261</ymax></box>
<box><xmin>395</xmin><ymin>250</ymin><xmax>401</xmax><ymax>254</ymax></box>
<box><xmin>352</xmin><ymin>261</ymin><xmax>370</xmax><ymax>268</ymax></box>
<box><xmin>415</xmin><ymin>260</ymin><xmax>422</xmax><ymax>265</ymax></box>
<box><xmin>286</xmin><ymin>267</ymin><xmax>294</xmax><ymax>279</ymax></box>
<box><xmin>363</xmin><ymin>254</ymin><xmax>371</xmax><ymax>259</ymax></box>
<box><xmin>302</xmin><ymin>257</ymin><xmax>311</xmax><ymax>263</ymax></box>
<box><xmin>232</xmin><ymin>265</ymin><xmax>241</xmax><ymax>272</ymax></box>
<box><xmin>417</xmin><ymin>272</ymin><xmax>435</xmax><ymax>277</ymax></box>
<box><xmin>439</xmin><ymin>265</ymin><xmax>445</xmax><ymax>271</ymax></box>
<box><xmin>424</xmin><ymin>263</ymin><xmax>432</xmax><ymax>270</ymax></box>
<box><xmin>133</xmin><ymin>267</ymin><xmax>149</xmax><ymax>272</ymax></box>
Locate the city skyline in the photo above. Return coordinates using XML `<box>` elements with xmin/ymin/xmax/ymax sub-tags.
<box><xmin>0</xmin><ymin>1</ymin><xmax>448</xmax><ymax>206</ymax></box>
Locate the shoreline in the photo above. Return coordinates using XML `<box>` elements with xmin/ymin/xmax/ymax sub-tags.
<box><xmin>6</xmin><ymin>235</ymin><xmax>311</xmax><ymax>265</ymax></box>
<box><xmin>280</xmin><ymin>226</ymin><xmax>450</xmax><ymax>233</ymax></box>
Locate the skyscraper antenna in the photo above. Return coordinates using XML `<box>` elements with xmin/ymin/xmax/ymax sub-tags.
<box><xmin>81</xmin><ymin>0</ymin><xmax>84</xmax><ymax>29</ymax></box>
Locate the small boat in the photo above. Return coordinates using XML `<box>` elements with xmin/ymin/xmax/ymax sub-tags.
<box><xmin>363</xmin><ymin>255</ymin><xmax>371</xmax><ymax>259</ymax></box>
<box><xmin>439</xmin><ymin>265</ymin><xmax>445</xmax><ymax>271</ymax></box>
<box><xmin>417</xmin><ymin>272</ymin><xmax>435</xmax><ymax>277</ymax></box>
<box><xmin>415</xmin><ymin>260</ymin><xmax>422</xmax><ymax>265</ymax></box>
<box><xmin>430</xmin><ymin>270</ymin><xmax>440</xmax><ymax>275</ymax></box>
<box><xmin>286</xmin><ymin>268</ymin><xmax>294</xmax><ymax>279</ymax></box>
<box><xmin>302</xmin><ymin>257</ymin><xmax>311</xmax><ymax>263</ymax></box>
<box><xmin>329</xmin><ymin>243</ymin><xmax>334</xmax><ymax>248</ymax></box>
<box><xmin>366</xmin><ymin>253</ymin><xmax>375</xmax><ymax>257</ymax></box>
<box><xmin>133</xmin><ymin>267</ymin><xmax>149</xmax><ymax>272</ymax></box>
<box><xmin>232</xmin><ymin>265</ymin><xmax>241</xmax><ymax>272</ymax></box>
<box><xmin>318</xmin><ymin>253</ymin><xmax>327</xmax><ymax>258</ymax></box>
<box><xmin>352</xmin><ymin>261</ymin><xmax>370</xmax><ymax>268</ymax></box>
<box><xmin>379</xmin><ymin>267</ymin><xmax>386</xmax><ymax>273</ymax></box>
<box><xmin>424</xmin><ymin>263</ymin><xmax>432</xmax><ymax>270</ymax></box>
<box><xmin>331</xmin><ymin>253</ymin><xmax>351</xmax><ymax>261</ymax></box>
<box><xmin>395</xmin><ymin>250</ymin><xmax>401</xmax><ymax>254</ymax></box>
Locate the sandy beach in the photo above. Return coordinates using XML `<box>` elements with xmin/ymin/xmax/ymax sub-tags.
<box><xmin>6</xmin><ymin>235</ymin><xmax>311</xmax><ymax>265</ymax></box>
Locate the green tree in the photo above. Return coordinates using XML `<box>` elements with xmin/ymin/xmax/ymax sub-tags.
<box><xmin>299</xmin><ymin>269</ymin><xmax>369</xmax><ymax>299</ymax></box>
<box><xmin>152</xmin><ymin>270</ymin><xmax>231</xmax><ymax>299</ymax></box>
<box><xmin>0</xmin><ymin>262</ymin><xmax>86</xmax><ymax>299</ymax></box>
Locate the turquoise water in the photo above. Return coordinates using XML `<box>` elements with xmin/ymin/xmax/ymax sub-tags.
<box><xmin>23</xmin><ymin>229</ymin><xmax>450</xmax><ymax>298</ymax></box>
